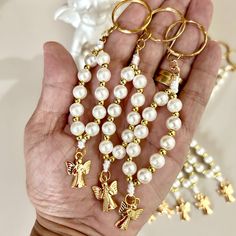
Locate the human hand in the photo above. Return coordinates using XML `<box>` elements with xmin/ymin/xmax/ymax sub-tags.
<box><xmin>25</xmin><ymin>0</ymin><xmax>221</xmax><ymax>235</ymax></box>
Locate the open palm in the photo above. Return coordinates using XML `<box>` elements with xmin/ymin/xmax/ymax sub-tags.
<box><xmin>24</xmin><ymin>0</ymin><xmax>221</xmax><ymax>235</ymax></box>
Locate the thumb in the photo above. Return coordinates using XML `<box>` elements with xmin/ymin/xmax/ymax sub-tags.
<box><xmin>27</xmin><ymin>42</ymin><xmax>78</xmax><ymax>135</ymax></box>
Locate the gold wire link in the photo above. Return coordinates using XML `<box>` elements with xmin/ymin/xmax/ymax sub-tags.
<box><xmin>135</xmin><ymin>30</ymin><xmax>151</xmax><ymax>53</ymax></box>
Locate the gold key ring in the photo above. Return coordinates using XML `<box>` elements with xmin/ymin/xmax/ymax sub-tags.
<box><xmin>148</xmin><ymin>7</ymin><xmax>186</xmax><ymax>43</ymax></box>
<box><xmin>165</xmin><ymin>19</ymin><xmax>208</xmax><ymax>58</ymax></box>
<box><xmin>112</xmin><ymin>0</ymin><xmax>152</xmax><ymax>34</ymax></box>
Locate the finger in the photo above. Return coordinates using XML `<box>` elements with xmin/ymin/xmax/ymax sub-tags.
<box><xmin>159</xmin><ymin>0</ymin><xmax>213</xmax><ymax>80</ymax></box>
<box><xmin>27</xmin><ymin>42</ymin><xmax>77</xmax><ymax>134</ymax></box>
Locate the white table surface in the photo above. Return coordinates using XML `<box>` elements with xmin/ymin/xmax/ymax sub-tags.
<box><xmin>0</xmin><ymin>1</ymin><xmax>235</xmax><ymax>235</ymax></box>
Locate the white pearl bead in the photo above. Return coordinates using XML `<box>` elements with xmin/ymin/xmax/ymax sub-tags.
<box><xmin>94</xmin><ymin>41</ymin><xmax>104</xmax><ymax>51</ymax></box>
<box><xmin>182</xmin><ymin>179</ymin><xmax>191</xmax><ymax>188</ymax></box>
<box><xmin>85</xmin><ymin>54</ymin><xmax>97</xmax><ymax>67</ymax></box>
<box><xmin>134</xmin><ymin>125</ymin><xmax>149</xmax><ymax>139</ymax></box>
<box><xmin>70</xmin><ymin>121</ymin><xmax>85</xmax><ymax>136</ymax></box>
<box><xmin>114</xmin><ymin>85</ymin><xmax>128</xmax><ymax>99</ymax></box>
<box><xmin>121</xmin><ymin>67</ymin><xmax>135</xmax><ymax>81</ymax></box>
<box><xmin>99</xmin><ymin>140</ymin><xmax>113</xmax><ymax>155</ymax></box>
<box><xmin>212</xmin><ymin>165</ymin><xmax>221</xmax><ymax>173</ymax></box>
<box><xmin>73</xmin><ymin>85</ymin><xmax>87</xmax><ymax>99</ymax></box>
<box><xmin>121</xmin><ymin>129</ymin><xmax>134</xmax><ymax>143</ymax></box>
<box><xmin>131</xmin><ymin>93</ymin><xmax>145</xmax><ymax>107</ymax></box>
<box><xmin>205</xmin><ymin>170</ymin><xmax>214</xmax><ymax>178</ymax></box>
<box><xmin>92</xmin><ymin>105</ymin><xmax>106</xmax><ymax>120</ymax></box>
<box><xmin>204</xmin><ymin>156</ymin><xmax>213</xmax><ymax>164</ymax></box>
<box><xmin>108</xmin><ymin>103</ymin><xmax>122</xmax><ymax>117</ymax></box>
<box><xmin>95</xmin><ymin>87</ymin><xmax>109</xmax><ymax>101</ymax></box>
<box><xmin>195</xmin><ymin>163</ymin><xmax>205</xmax><ymax>173</ymax></box>
<box><xmin>188</xmin><ymin>156</ymin><xmax>197</xmax><ymax>164</ymax></box>
<box><xmin>142</xmin><ymin>107</ymin><xmax>157</xmax><ymax>122</ymax></box>
<box><xmin>196</xmin><ymin>148</ymin><xmax>205</xmax><ymax>156</ymax></box>
<box><xmin>85</xmin><ymin>122</ymin><xmax>100</xmax><ymax>137</ymax></box>
<box><xmin>127</xmin><ymin>111</ymin><xmax>141</xmax><ymax>125</ymax></box>
<box><xmin>167</xmin><ymin>98</ymin><xmax>183</xmax><ymax>113</ymax></box>
<box><xmin>160</xmin><ymin>135</ymin><xmax>176</xmax><ymax>150</ymax></box>
<box><xmin>154</xmin><ymin>91</ymin><xmax>169</xmax><ymax>106</ymax></box>
<box><xmin>112</xmin><ymin>145</ymin><xmax>126</xmax><ymax>160</ymax></box>
<box><xmin>137</xmin><ymin>168</ymin><xmax>152</xmax><ymax>184</ymax></box>
<box><xmin>184</xmin><ymin>165</ymin><xmax>193</xmax><ymax>173</ymax></box>
<box><xmin>78</xmin><ymin>69</ymin><xmax>92</xmax><ymax>83</ymax></box>
<box><xmin>177</xmin><ymin>171</ymin><xmax>184</xmax><ymax>179</ymax></box>
<box><xmin>102</xmin><ymin>121</ymin><xmax>116</xmax><ymax>136</ymax></box>
<box><xmin>70</xmin><ymin>103</ymin><xmax>84</xmax><ymax>117</ymax></box>
<box><xmin>122</xmin><ymin>161</ymin><xmax>137</xmax><ymax>176</ymax></box>
<box><xmin>97</xmin><ymin>51</ymin><xmax>110</xmax><ymax>66</ymax></box>
<box><xmin>131</xmin><ymin>54</ymin><xmax>140</xmax><ymax>66</ymax></box>
<box><xmin>166</xmin><ymin>116</ymin><xmax>182</xmax><ymax>131</ymax></box>
<box><xmin>173</xmin><ymin>180</ymin><xmax>181</xmax><ymax>188</ymax></box>
<box><xmin>133</xmin><ymin>75</ymin><xmax>147</xmax><ymax>89</ymax></box>
<box><xmin>150</xmin><ymin>153</ymin><xmax>165</xmax><ymax>169</ymax></box>
<box><xmin>189</xmin><ymin>174</ymin><xmax>199</xmax><ymax>184</ymax></box>
<box><xmin>97</xmin><ymin>68</ymin><xmax>111</xmax><ymax>82</ymax></box>
<box><xmin>126</xmin><ymin>142</ymin><xmax>141</xmax><ymax>158</ymax></box>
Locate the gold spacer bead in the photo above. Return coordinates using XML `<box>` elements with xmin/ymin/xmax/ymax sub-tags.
<box><xmin>151</xmin><ymin>102</ymin><xmax>158</xmax><ymax>108</ymax></box>
<box><xmin>84</xmin><ymin>65</ymin><xmax>90</xmax><ymax>70</ymax></box>
<box><xmin>98</xmin><ymin>101</ymin><xmax>104</xmax><ymax>105</ymax></box>
<box><xmin>215</xmin><ymin>172</ymin><xmax>222</xmax><ymax>177</ymax></box>
<box><xmin>103</xmin><ymin>155</ymin><xmax>109</xmax><ymax>160</ymax></box>
<box><xmin>92</xmin><ymin>49</ymin><xmax>98</xmax><ymax>56</ymax></box>
<box><xmin>141</xmin><ymin>119</ymin><xmax>148</xmax><ymax>126</ymax></box>
<box><xmin>134</xmin><ymin>138</ymin><xmax>141</xmax><ymax>144</ymax></box>
<box><xmin>148</xmin><ymin>166</ymin><xmax>156</xmax><ymax>173</ymax></box>
<box><xmin>165</xmin><ymin>89</ymin><xmax>172</xmax><ymax>95</ymax></box>
<box><xmin>159</xmin><ymin>149</ymin><xmax>167</xmax><ymax>156</ymax></box>
<box><xmin>79</xmin><ymin>81</ymin><xmax>85</xmax><ymax>86</ymax></box>
<box><xmin>127</xmin><ymin>176</ymin><xmax>133</xmax><ymax>182</ymax></box>
<box><xmin>135</xmin><ymin>69</ymin><xmax>141</xmax><ymax>75</ymax></box>
<box><xmin>173</xmin><ymin>112</ymin><xmax>180</xmax><ymax>117</ymax></box>
<box><xmin>109</xmin><ymin>156</ymin><xmax>116</xmax><ymax>162</ymax></box>
<box><xmin>73</xmin><ymin>117</ymin><xmax>80</xmax><ymax>122</ymax></box>
<box><xmin>127</xmin><ymin>157</ymin><xmax>133</xmax><ymax>162</ymax></box>
<box><xmin>84</xmin><ymin>134</ymin><xmax>90</xmax><ymax>141</ymax></box>
<box><xmin>122</xmin><ymin>142</ymin><xmax>128</xmax><ymax>148</ymax></box>
<box><xmin>131</xmin><ymin>64</ymin><xmax>136</xmax><ymax>70</ymax></box>
<box><xmin>170</xmin><ymin>94</ymin><xmax>177</xmax><ymax>99</ymax></box>
<box><xmin>114</xmin><ymin>99</ymin><xmax>121</xmax><ymax>104</ymax></box>
<box><xmin>134</xmin><ymin>179</ymin><xmax>141</xmax><ymax>186</ymax></box>
<box><xmin>132</xmin><ymin>107</ymin><xmax>139</xmax><ymax>112</ymax></box>
<box><xmin>104</xmin><ymin>135</ymin><xmax>110</xmax><ymax>140</ymax></box>
<box><xmin>99</xmin><ymin>82</ymin><xmax>106</xmax><ymax>87</ymax></box>
<box><xmin>94</xmin><ymin>119</ymin><xmax>101</xmax><ymax>124</ymax></box>
<box><xmin>120</xmin><ymin>79</ymin><xmax>127</xmax><ymax>85</ymax></box>
<box><xmin>102</xmin><ymin>63</ymin><xmax>109</xmax><ymax>68</ymax></box>
<box><xmin>75</xmin><ymin>99</ymin><xmax>81</xmax><ymax>103</ymax></box>
<box><xmin>128</xmin><ymin>125</ymin><xmax>135</xmax><ymax>131</ymax></box>
<box><xmin>108</xmin><ymin>116</ymin><xmax>115</xmax><ymax>122</ymax></box>
<box><xmin>168</xmin><ymin>130</ymin><xmax>176</xmax><ymax>137</ymax></box>
<box><xmin>137</xmin><ymin>88</ymin><xmax>144</xmax><ymax>93</ymax></box>
<box><xmin>76</xmin><ymin>135</ymin><xmax>83</xmax><ymax>141</ymax></box>
<box><xmin>203</xmin><ymin>153</ymin><xmax>208</xmax><ymax>158</ymax></box>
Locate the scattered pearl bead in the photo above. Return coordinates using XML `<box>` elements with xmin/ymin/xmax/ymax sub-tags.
<box><xmin>99</xmin><ymin>140</ymin><xmax>113</xmax><ymax>155</ymax></box>
<box><xmin>78</xmin><ymin>69</ymin><xmax>92</xmax><ymax>83</ymax></box>
<box><xmin>133</xmin><ymin>75</ymin><xmax>147</xmax><ymax>89</ymax></box>
<box><xmin>142</xmin><ymin>107</ymin><xmax>157</xmax><ymax>122</ymax></box>
<box><xmin>108</xmin><ymin>103</ymin><xmax>122</xmax><ymax>117</ymax></box>
<box><xmin>126</xmin><ymin>142</ymin><xmax>141</xmax><ymax>158</ymax></box>
<box><xmin>150</xmin><ymin>153</ymin><xmax>165</xmax><ymax>169</ymax></box>
<box><xmin>92</xmin><ymin>105</ymin><xmax>106</xmax><ymax>120</ymax></box>
<box><xmin>70</xmin><ymin>103</ymin><xmax>84</xmax><ymax>117</ymax></box>
<box><xmin>114</xmin><ymin>85</ymin><xmax>128</xmax><ymax>99</ymax></box>
<box><xmin>112</xmin><ymin>145</ymin><xmax>126</xmax><ymax>160</ymax></box>
<box><xmin>154</xmin><ymin>91</ymin><xmax>169</xmax><ymax>106</ymax></box>
<box><xmin>127</xmin><ymin>111</ymin><xmax>141</xmax><ymax>125</ymax></box>
<box><xmin>122</xmin><ymin>161</ymin><xmax>137</xmax><ymax>176</ymax></box>
<box><xmin>85</xmin><ymin>122</ymin><xmax>100</xmax><ymax>137</ymax></box>
<box><xmin>137</xmin><ymin>168</ymin><xmax>152</xmax><ymax>184</ymax></box>
<box><xmin>134</xmin><ymin>125</ymin><xmax>149</xmax><ymax>139</ymax></box>
<box><xmin>121</xmin><ymin>129</ymin><xmax>134</xmax><ymax>143</ymax></box>
<box><xmin>70</xmin><ymin>121</ymin><xmax>85</xmax><ymax>136</ymax></box>
<box><xmin>166</xmin><ymin>116</ymin><xmax>182</xmax><ymax>131</ymax></box>
<box><xmin>131</xmin><ymin>93</ymin><xmax>145</xmax><ymax>107</ymax></box>
<box><xmin>102</xmin><ymin>121</ymin><xmax>116</xmax><ymax>136</ymax></box>
<box><xmin>73</xmin><ymin>85</ymin><xmax>87</xmax><ymax>99</ymax></box>
<box><xmin>97</xmin><ymin>68</ymin><xmax>111</xmax><ymax>82</ymax></box>
<box><xmin>167</xmin><ymin>98</ymin><xmax>183</xmax><ymax>113</ymax></box>
<box><xmin>160</xmin><ymin>135</ymin><xmax>176</xmax><ymax>150</ymax></box>
<box><xmin>121</xmin><ymin>67</ymin><xmax>135</xmax><ymax>81</ymax></box>
<box><xmin>95</xmin><ymin>87</ymin><xmax>109</xmax><ymax>101</ymax></box>
<box><xmin>84</xmin><ymin>54</ymin><xmax>97</xmax><ymax>67</ymax></box>
<box><xmin>97</xmin><ymin>51</ymin><xmax>110</xmax><ymax>66</ymax></box>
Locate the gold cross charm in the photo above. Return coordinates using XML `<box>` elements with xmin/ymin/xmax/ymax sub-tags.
<box><xmin>157</xmin><ymin>201</ymin><xmax>175</xmax><ymax>218</ymax></box>
<box><xmin>195</xmin><ymin>193</ymin><xmax>213</xmax><ymax>215</ymax></box>
<box><xmin>218</xmin><ymin>181</ymin><xmax>235</xmax><ymax>203</ymax></box>
<box><xmin>176</xmin><ymin>198</ymin><xmax>191</xmax><ymax>221</ymax></box>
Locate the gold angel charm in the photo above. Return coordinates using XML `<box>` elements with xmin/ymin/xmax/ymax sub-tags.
<box><xmin>116</xmin><ymin>195</ymin><xmax>143</xmax><ymax>231</ymax></box>
<box><xmin>92</xmin><ymin>171</ymin><xmax>118</xmax><ymax>212</ymax></box>
<box><xmin>157</xmin><ymin>201</ymin><xmax>175</xmax><ymax>218</ymax></box>
<box><xmin>195</xmin><ymin>193</ymin><xmax>213</xmax><ymax>215</ymax></box>
<box><xmin>176</xmin><ymin>198</ymin><xmax>191</xmax><ymax>221</ymax></box>
<box><xmin>65</xmin><ymin>150</ymin><xmax>91</xmax><ymax>188</ymax></box>
<box><xmin>218</xmin><ymin>181</ymin><xmax>235</xmax><ymax>203</ymax></box>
